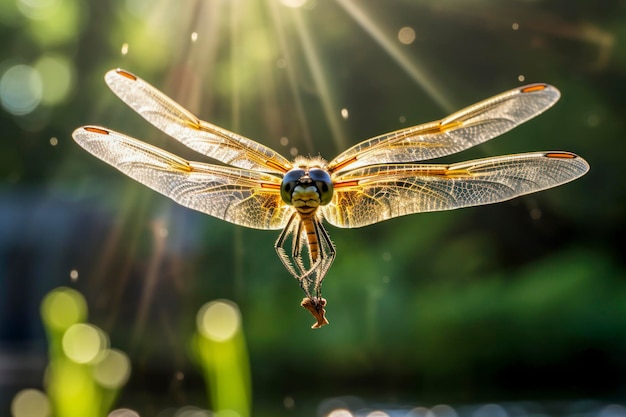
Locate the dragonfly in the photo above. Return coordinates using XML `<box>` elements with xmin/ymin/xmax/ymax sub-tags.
<box><xmin>73</xmin><ymin>69</ymin><xmax>589</xmax><ymax>328</ymax></box>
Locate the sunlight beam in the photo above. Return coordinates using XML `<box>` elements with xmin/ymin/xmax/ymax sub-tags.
<box><xmin>291</xmin><ymin>7</ymin><xmax>348</xmax><ymax>152</ymax></box>
<box><xmin>335</xmin><ymin>0</ymin><xmax>454</xmax><ymax>112</ymax></box>
<box><xmin>267</xmin><ymin>0</ymin><xmax>315</xmax><ymax>154</ymax></box>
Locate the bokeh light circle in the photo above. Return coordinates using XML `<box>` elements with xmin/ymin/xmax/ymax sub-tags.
<box><xmin>196</xmin><ymin>300</ymin><xmax>241</xmax><ymax>341</ymax></box>
<box><xmin>62</xmin><ymin>323</ymin><xmax>109</xmax><ymax>364</ymax></box>
<box><xmin>327</xmin><ymin>409</ymin><xmax>353</xmax><ymax>417</ymax></box>
<box><xmin>40</xmin><ymin>287</ymin><xmax>87</xmax><ymax>332</ymax></box>
<box><xmin>16</xmin><ymin>0</ymin><xmax>59</xmax><ymax>20</ymax></box>
<box><xmin>108</xmin><ymin>409</ymin><xmax>140</xmax><ymax>417</ymax></box>
<box><xmin>281</xmin><ymin>0</ymin><xmax>307</xmax><ymax>8</ymax></box>
<box><xmin>93</xmin><ymin>349</ymin><xmax>132</xmax><ymax>389</ymax></box>
<box><xmin>34</xmin><ymin>54</ymin><xmax>73</xmax><ymax>105</ymax></box>
<box><xmin>0</xmin><ymin>64</ymin><xmax>43</xmax><ymax>115</ymax></box>
<box><xmin>11</xmin><ymin>388</ymin><xmax>50</xmax><ymax>417</ymax></box>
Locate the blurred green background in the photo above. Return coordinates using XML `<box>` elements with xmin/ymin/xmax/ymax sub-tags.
<box><xmin>1</xmin><ymin>0</ymin><xmax>624</xmax><ymax>416</ymax></box>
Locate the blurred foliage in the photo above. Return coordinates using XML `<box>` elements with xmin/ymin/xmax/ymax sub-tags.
<box><xmin>1</xmin><ymin>0</ymin><xmax>625</xmax><ymax>415</ymax></box>
<box><xmin>9</xmin><ymin>287</ymin><xmax>131</xmax><ymax>417</ymax></box>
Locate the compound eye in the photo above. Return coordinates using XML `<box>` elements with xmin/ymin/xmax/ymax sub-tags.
<box><xmin>309</xmin><ymin>168</ymin><xmax>333</xmax><ymax>205</ymax></box>
<box><xmin>280</xmin><ymin>169</ymin><xmax>305</xmax><ymax>205</ymax></box>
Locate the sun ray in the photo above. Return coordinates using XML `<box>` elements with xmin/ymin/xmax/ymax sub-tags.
<box><xmin>335</xmin><ymin>0</ymin><xmax>454</xmax><ymax>113</ymax></box>
<box><xmin>290</xmin><ymin>6</ymin><xmax>348</xmax><ymax>152</ymax></box>
<box><xmin>266</xmin><ymin>0</ymin><xmax>315</xmax><ymax>154</ymax></box>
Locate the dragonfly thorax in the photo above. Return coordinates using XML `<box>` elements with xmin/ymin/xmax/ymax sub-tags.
<box><xmin>280</xmin><ymin>166</ymin><xmax>333</xmax><ymax>207</ymax></box>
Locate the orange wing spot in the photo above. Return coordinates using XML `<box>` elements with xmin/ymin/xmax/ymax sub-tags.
<box><xmin>545</xmin><ymin>152</ymin><xmax>576</xmax><ymax>159</ymax></box>
<box><xmin>116</xmin><ymin>69</ymin><xmax>137</xmax><ymax>81</ymax></box>
<box><xmin>334</xmin><ymin>180</ymin><xmax>359</xmax><ymax>189</ymax></box>
<box><xmin>330</xmin><ymin>156</ymin><xmax>357</xmax><ymax>173</ymax></box>
<box><xmin>266</xmin><ymin>160</ymin><xmax>290</xmax><ymax>173</ymax></box>
<box><xmin>260</xmin><ymin>182</ymin><xmax>281</xmax><ymax>190</ymax></box>
<box><xmin>521</xmin><ymin>84</ymin><xmax>547</xmax><ymax>93</ymax></box>
<box><xmin>84</xmin><ymin>127</ymin><xmax>110</xmax><ymax>135</ymax></box>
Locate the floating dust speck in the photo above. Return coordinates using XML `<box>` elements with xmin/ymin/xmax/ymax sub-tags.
<box><xmin>512</xmin><ymin>22</ymin><xmax>520</xmax><ymax>30</ymax></box>
<box><xmin>121</xmin><ymin>43</ymin><xmax>129</xmax><ymax>56</ymax></box>
<box><xmin>340</xmin><ymin>108</ymin><xmax>349</xmax><ymax>119</ymax></box>
<box><xmin>399</xmin><ymin>115</ymin><xmax>406</xmax><ymax>123</ymax></box>
<box><xmin>289</xmin><ymin>147</ymin><xmax>298</xmax><ymax>157</ymax></box>
<box><xmin>280</xmin><ymin>136</ymin><xmax>289</xmax><ymax>146</ymax></box>
<box><xmin>398</xmin><ymin>26</ymin><xmax>416</xmax><ymax>44</ymax></box>
<box><xmin>191</xmin><ymin>32</ymin><xmax>198</xmax><ymax>42</ymax></box>
<box><xmin>518</xmin><ymin>75</ymin><xmax>525</xmax><ymax>82</ymax></box>
<box><xmin>69</xmin><ymin>269</ymin><xmax>78</xmax><ymax>282</ymax></box>
<box><xmin>586</xmin><ymin>113</ymin><xmax>600</xmax><ymax>127</ymax></box>
<box><xmin>49</xmin><ymin>137</ymin><xmax>58</xmax><ymax>146</ymax></box>
<box><xmin>157</xmin><ymin>226</ymin><xmax>168</xmax><ymax>238</ymax></box>
<box><xmin>283</xmin><ymin>396</ymin><xmax>295</xmax><ymax>409</ymax></box>
<box><xmin>530</xmin><ymin>207</ymin><xmax>542</xmax><ymax>220</ymax></box>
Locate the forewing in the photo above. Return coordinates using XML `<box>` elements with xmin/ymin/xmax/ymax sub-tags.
<box><xmin>73</xmin><ymin>126</ymin><xmax>292</xmax><ymax>230</ymax></box>
<box><xmin>328</xmin><ymin>84</ymin><xmax>560</xmax><ymax>173</ymax></box>
<box><xmin>322</xmin><ymin>152</ymin><xmax>589</xmax><ymax>228</ymax></box>
<box><xmin>104</xmin><ymin>69</ymin><xmax>292</xmax><ymax>174</ymax></box>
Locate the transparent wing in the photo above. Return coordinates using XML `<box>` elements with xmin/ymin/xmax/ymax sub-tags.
<box><xmin>72</xmin><ymin>126</ymin><xmax>293</xmax><ymax>230</ymax></box>
<box><xmin>104</xmin><ymin>69</ymin><xmax>292</xmax><ymax>175</ymax></box>
<box><xmin>328</xmin><ymin>84</ymin><xmax>560</xmax><ymax>173</ymax></box>
<box><xmin>322</xmin><ymin>152</ymin><xmax>589</xmax><ymax>228</ymax></box>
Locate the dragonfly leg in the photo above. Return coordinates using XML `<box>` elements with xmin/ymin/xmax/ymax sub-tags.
<box><xmin>274</xmin><ymin>214</ymin><xmax>313</xmax><ymax>298</ymax></box>
<box><xmin>312</xmin><ymin>220</ymin><xmax>336</xmax><ymax>298</ymax></box>
<box><xmin>275</xmin><ymin>216</ymin><xmax>336</xmax><ymax>300</ymax></box>
<box><xmin>294</xmin><ymin>219</ymin><xmax>335</xmax><ymax>298</ymax></box>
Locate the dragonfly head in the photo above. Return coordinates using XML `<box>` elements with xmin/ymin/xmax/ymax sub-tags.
<box><xmin>281</xmin><ymin>167</ymin><xmax>333</xmax><ymax>207</ymax></box>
